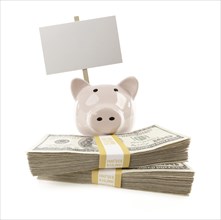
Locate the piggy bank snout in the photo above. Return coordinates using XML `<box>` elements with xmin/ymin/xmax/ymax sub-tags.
<box><xmin>89</xmin><ymin>108</ymin><xmax>122</xmax><ymax>135</ymax></box>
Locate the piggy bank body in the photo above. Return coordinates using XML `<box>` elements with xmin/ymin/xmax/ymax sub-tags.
<box><xmin>71</xmin><ymin>77</ymin><xmax>138</xmax><ymax>135</ymax></box>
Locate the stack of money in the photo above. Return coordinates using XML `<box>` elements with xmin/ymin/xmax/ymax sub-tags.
<box><xmin>39</xmin><ymin>162</ymin><xmax>194</xmax><ymax>195</ymax></box>
<box><xmin>27</xmin><ymin>125</ymin><xmax>194</xmax><ymax>195</ymax></box>
<box><xmin>28</xmin><ymin>125</ymin><xmax>190</xmax><ymax>176</ymax></box>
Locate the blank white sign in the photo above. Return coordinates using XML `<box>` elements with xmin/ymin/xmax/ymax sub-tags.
<box><xmin>39</xmin><ymin>16</ymin><xmax>122</xmax><ymax>74</ymax></box>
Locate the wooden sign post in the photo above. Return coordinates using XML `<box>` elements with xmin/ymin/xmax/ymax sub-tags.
<box><xmin>74</xmin><ymin>16</ymin><xmax>90</xmax><ymax>83</ymax></box>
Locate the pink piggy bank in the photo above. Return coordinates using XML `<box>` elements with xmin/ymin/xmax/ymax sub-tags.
<box><xmin>71</xmin><ymin>77</ymin><xmax>138</xmax><ymax>135</ymax></box>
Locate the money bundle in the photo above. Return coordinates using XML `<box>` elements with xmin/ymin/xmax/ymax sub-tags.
<box><xmin>38</xmin><ymin>162</ymin><xmax>194</xmax><ymax>195</ymax></box>
<box><xmin>28</xmin><ymin>125</ymin><xmax>190</xmax><ymax>176</ymax></box>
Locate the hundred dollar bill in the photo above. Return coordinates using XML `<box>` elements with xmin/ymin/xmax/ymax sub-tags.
<box><xmin>28</xmin><ymin>125</ymin><xmax>190</xmax><ymax>176</ymax></box>
<box><xmin>38</xmin><ymin>162</ymin><xmax>194</xmax><ymax>195</ymax></box>
<box><xmin>31</xmin><ymin>125</ymin><xmax>188</xmax><ymax>153</ymax></box>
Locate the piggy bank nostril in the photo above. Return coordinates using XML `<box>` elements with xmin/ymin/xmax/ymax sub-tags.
<box><xmin>109</xmin><ymin>117</ymin><xmax>115</xmax><ymax>121</ymax></box>
<box><xmin>97</xmin><ymin>117</ymin><xmax>102</xmax><ymax>121</ymax></box>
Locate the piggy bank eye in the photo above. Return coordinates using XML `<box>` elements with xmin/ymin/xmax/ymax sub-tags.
<box><xmin>114</xmin><ymin>88</ymin><xmax>118</xmax><ymax>92</ymax></box>
<box><xmin>93</xmin><ymin>89</ymin><xmax>98</xmax><ymax>92</ymax></box>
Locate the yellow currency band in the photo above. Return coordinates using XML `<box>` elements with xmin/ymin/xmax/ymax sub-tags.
<box><xmin>94</xmin><ymin>135</ymin><xmax>130</xmax><ymax>168</ymax></box>
<box><xmin>91</xmin><ymin>169</ymin><xmax>122</xmax><ymax>188</ymax></box>
<box><xmin>91</xmin><ymin>170</ymin><xmax>99</xmax><ymax>184</ymax></box>
<box><xmin>94</xmin><ymin>136</ymin><xmax>106</xmax><ymax>168</ymax></box>
<box><xmin>115</xmin><ymin>169</ymin><xmax>122</xmax><ymax>187</ymax></box>
<box><xmin>112</xmin><ymin>135</ymin><xmax>130</xmax><ymax>167</ymax></box>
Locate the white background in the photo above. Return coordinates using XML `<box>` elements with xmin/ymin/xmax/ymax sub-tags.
<box><xmin>1</xmin><ymin>1</ymin><xmax>220</xmax><ymax>219</ymax></box>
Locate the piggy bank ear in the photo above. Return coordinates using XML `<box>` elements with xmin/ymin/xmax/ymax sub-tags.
<box><xmin>71</xmin><ymin>78</ymin><xmax>89</xmax><ymax>100</ymax></box>
<box><xmin>118</xmin><ymin>76</ymin><xmax>138</xmax><ymax>99</ymax></box>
